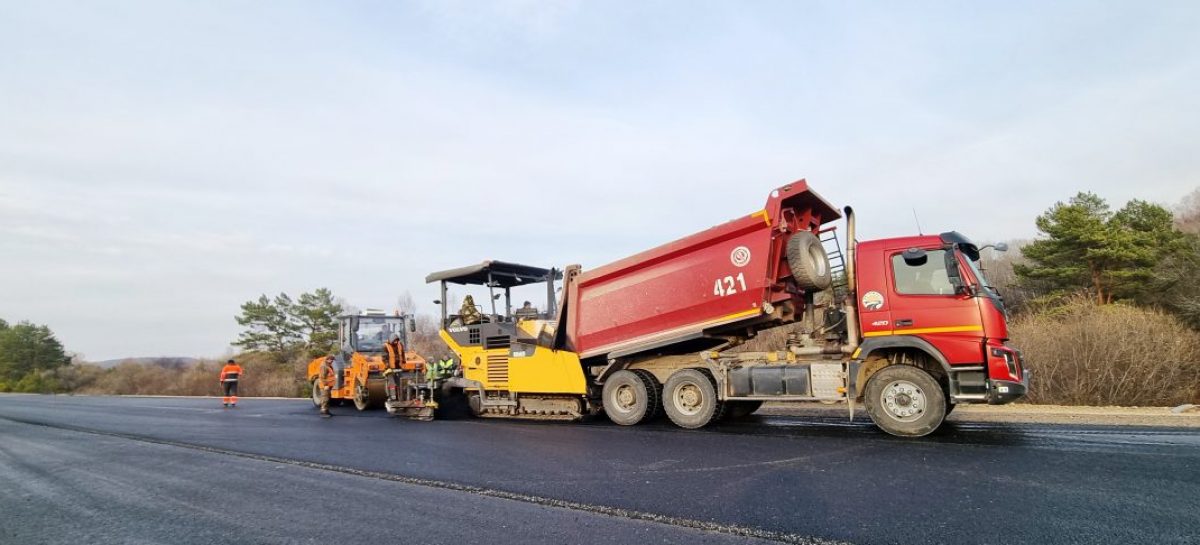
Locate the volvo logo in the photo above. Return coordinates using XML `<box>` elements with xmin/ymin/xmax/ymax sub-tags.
<box><xmin>730</xmin><ymin>246</ymin><xmax>751</xmax><ymax>267</ymax></box>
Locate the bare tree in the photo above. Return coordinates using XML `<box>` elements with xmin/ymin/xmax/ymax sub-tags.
<box><xmin>1176</xmin><ymin>187</ymin><xmax>1200</xmax><ymax>234</ymax></box>
<box><xmin>396</xmin><ymin>291</ymin><xmax>417</xmax><ymax>316</ymax></box>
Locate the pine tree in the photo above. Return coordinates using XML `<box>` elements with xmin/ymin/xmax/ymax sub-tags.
<box><xmin>1017</xmin><ymin>193</ymin><xmax>1180</xmax><ymax>304</ymax></box>
<box><xmin>233</xmin><ymin>293</ymin><xmax>303</xmax><ymax>360</ymax></box>
<box><xmin>0</xmin><ymin>320</ymin><xmax>69</xmax><ymax>387</ymax></box>
<box><xmin>294</xmin><ymin>288</ymin><xmax>343</xmax><ymax>358</ymax></box>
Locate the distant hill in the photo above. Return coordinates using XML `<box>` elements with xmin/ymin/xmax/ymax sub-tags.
<box><xmin>89</xmin><ymin>357</ymin><xmax>201</xmax><ymax>369</ymax></box>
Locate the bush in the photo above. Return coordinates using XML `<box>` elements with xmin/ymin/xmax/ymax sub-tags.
<box><xmin>11</xmin><ymin>370</ymin><xmax>60</xmax><ymax>393</ymax></box>
<box><xmin>74</xmin><ymin>355</ymin><xmax>306</xmax><ymax>398</ymax></box>
<box><xmin>1011</xmin><ymin>296</ymin><xmax>1200</xmax><ymax>406</ymax></box>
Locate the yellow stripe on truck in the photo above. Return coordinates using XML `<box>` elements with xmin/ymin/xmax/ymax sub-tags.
<box><xmin>863</xmin><ymin>325</ymin><xmax>983</xmax><ymax>338</ymax></box>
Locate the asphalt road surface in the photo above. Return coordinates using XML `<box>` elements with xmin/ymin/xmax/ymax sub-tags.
<box><xmin>1</xmin><ymin>395</ymin><xmax>1197</xmax><ymax>545</ymax></box>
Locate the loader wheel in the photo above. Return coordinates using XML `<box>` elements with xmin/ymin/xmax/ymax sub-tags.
<box><xmin>786</xmin><ymin>231</ymin><xmax>832</xmax><ymax>291</ymax></box>
<box><xmin>863</xmin><ymin>365</ymin><xmax>946</xmax><ymax>437</ymax></box>
<box><xmin>663</xmin><ymin>369</ymin><xmax>722</xmax><ymax>429</ymax></box>
<box><xmin>310</xmin><ymin>379</ymin><xmax>322</xmax><ymax>408</ymax></box>
<box><xmin>724</xmin><ymin>400</ymin><xmax>763</xmax><ymax>420</ymax></box>
<box><xmin>603</xmin><ymin>370</ymin><xmax>657</xmax><ymax>426</ymax></box>
<box><xmin>353</xmin><ymin>383</ymin><xmax>370</xmax><ymax>411</ymax></box>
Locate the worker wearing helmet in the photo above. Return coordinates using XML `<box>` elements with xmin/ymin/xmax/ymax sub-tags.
<box><xmin>219</xmin><ymin>359</ymin><xmax>244</xmax><ymax>408</ymax></box>
<box><xmin>317</xmin><ymin>356</ymin><xmax>336</xmax><ymax>417</ymax></box>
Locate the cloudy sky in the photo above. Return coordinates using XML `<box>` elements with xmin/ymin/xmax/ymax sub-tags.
<box><xmin>2</xmin><ymin>1</ymin><xmax>1197</xmax><ymax>360</ymax></box>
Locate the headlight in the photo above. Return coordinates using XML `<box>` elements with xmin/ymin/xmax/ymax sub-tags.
<box><xmin>990</xmin><ymin>347</ymin><xmax>1020</xmax><ymax>379</ymax></box>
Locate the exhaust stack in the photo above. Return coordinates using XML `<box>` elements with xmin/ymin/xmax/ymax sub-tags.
<box><xmin>842</xmin><ymin>206</ymin><xmax>860</xmax><ymax>354</ymax></box>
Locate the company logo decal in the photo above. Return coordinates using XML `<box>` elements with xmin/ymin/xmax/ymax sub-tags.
<box><xmin>730</xmin><ymin>246</ymin><xmax>751</xmax><ymax>267</ymax></box>
<box><xmin>861</xmin><ymin>291</ymin><xmax>885</xmax><ymax>311</ymax></box>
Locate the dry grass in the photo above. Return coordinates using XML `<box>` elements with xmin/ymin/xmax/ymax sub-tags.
<box><xmin>1011</xmin><ymin>296</ymin><xmax>1200</xmax><ymax>406</ymax></box>
<box><xmin>68</xmin><ymin>353</ymin><xmax>306</xmax><ymax>397</ymax></box>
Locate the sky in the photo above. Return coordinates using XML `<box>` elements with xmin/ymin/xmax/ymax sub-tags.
<box><xmin>1</xmin><ymin>0</ymin><xmax>1198</xmax><ymax>360</ymax></box>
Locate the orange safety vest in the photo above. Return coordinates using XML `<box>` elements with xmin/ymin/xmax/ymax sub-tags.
<box><xmin>384</xmin><ymin>341</ymin><xmax>406</xmax><ymax>370</ymax></box>
<box><xmin>220</xmin><ymin>364</ymin><xmax>243</xmax><ymax>382</ymax></box>
<box><xmin>318</xmin><ymin>358</ymin><xmax>336</xmax><ymax>389</ymax></box>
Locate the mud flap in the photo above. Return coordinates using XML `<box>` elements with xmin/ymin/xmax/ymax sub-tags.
<box><xmin>847</xmin><ymin>360</ymin><xmax>861</xmax><ymax>423</ymax></box>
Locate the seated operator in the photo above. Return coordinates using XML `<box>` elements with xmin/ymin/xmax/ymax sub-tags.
<box><xmin>514</xmin><ymin>300</ymin><xmax>538</xmax><ymax>320</ymax></box>
<box><xmin>460</xmin><ymin>295</ymin><xmax>482</xmax><ymax>325</ymax></box>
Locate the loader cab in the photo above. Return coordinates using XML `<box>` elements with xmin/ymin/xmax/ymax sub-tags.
<box><xmin>338</xmin><ymin>313</ymin><xmax>415</xmax><ymax>355</ymax></box>
<box><xmin>425</xmin><ymin>261</ymin><xmax>562</xmax><ymax>349</ymax></box>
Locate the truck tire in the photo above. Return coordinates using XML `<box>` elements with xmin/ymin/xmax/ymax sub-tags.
<box><xmin>724</xmin><ymin>400</ymin><xmax>763</xmax><ymax>420</ymax></box>
<box><xmin>603</xmin><ymin>370</ymin><xmax>655</xmax><ymax>426</ymax></box>
<box><xmin>663</xmin><ymin>369</ymin><xmax>722</xmax><ymax>429</ymax></box>
<box><xmin>786</xmin><ymin>231</ymin><xmax>832</xmax><ymax>291</ymax></box>
<box><xmin>310</xmin><ymin>378</ymin><xmax>322</xmax><ymax>407</ymax></box>
<box><xmin>631</xmin><ymin>369</ymin><xmax>663</xmax><ymax>421</ymax></box>
<box><xmin>863</xmin><ymin>365</ymin><xmax>946</xmax><ymax>437</ymax></box>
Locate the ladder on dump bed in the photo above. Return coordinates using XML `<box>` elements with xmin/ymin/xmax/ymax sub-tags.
<box><xmin>820</xmin><ymin>230</ymin><xmax>849</xmax><ymax>302</ymax></box>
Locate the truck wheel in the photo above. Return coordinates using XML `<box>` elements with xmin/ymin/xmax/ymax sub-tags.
<box><xmin>663</xmin><ymin>369</ymin><xmax>721</xmax><ymax>429</ymax></box>
<box><xmin>724</xmin><ymin>400</ymin><xmax>763</xmax><ymax>419</ymax></box>
<box><xmin>863</xmin><ymin>366</ymin><xmax>946</xmax><ymax>437</ymax></box>
<box><xmin>631</xmin><ymin>369</ymin><xmax>663</xmax><ymax>421</ymax></box>
<box><xmin>353</xmin><ymin>383</ymin><xmax>370</xmax><ymax>411</ymax></box>
<box><xmin>786</xmin><ymin>231</ymin><xmax>832</xmax><ymax>291</ymax></box>
<box><xmin>310</xmin><ymin>379</ymin><xmax>322</xmax><ymax>407</ymax></box>
<box><xmin>603</xmin><ymin>370</ymin><xmax>655</xmax><ymax>426</ymax></box>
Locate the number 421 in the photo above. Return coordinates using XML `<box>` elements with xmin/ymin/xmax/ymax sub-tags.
<box><xmin>713</xmin><ymin>272</ymin><xmax>747</xmax><ymax>297</ymax></box>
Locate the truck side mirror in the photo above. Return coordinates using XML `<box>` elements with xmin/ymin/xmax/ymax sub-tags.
<box><xmin>409</xmin><ymin>320</ymin><xmax>417</xmax><ymax>333</ymax></box>
<box><xmin>943</xmin><ymin>251</ymin><xmax>972</xmax><ymax>295</ymax></box>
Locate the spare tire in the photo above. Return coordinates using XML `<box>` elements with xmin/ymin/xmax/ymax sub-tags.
<box><xmin>786</xmin><ymin>231</ymin><xmax>832</xmax><ymax>291</ymax></box>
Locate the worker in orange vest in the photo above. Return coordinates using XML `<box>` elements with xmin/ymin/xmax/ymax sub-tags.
<box><xmin>382</xmin><ymin>333</ymin><xmax>405</xmax><ymax>404</ymax></box>
<box><xmin>317</xmin><ymin>356</ymin><xmax>336</xmax><ymax>417</ymax></box>
<box><xmin>384</xmin><ymin>333</ymin><xmax>405</xmax><ymax>371</ymax></box>
<box><xmin>219</xmin><ymin>359</ymin><xmax>244</xmax><ymax>408</ymax></box>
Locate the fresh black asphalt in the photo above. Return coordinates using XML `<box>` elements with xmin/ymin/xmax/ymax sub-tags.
<box><xmin>1</xmin><ymin>394</ymin><xmax>1197</xmax><ymax>545</ymax></box>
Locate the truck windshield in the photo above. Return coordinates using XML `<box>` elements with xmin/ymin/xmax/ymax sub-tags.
<box><xmin>962</xmin><ymin>252</ymin><xmax>993</xmax><ymax>289</ymax></box>
<box><xmin>355</xmin><ymin>317</ymin><xmax>406</xmax><ymax>352</ymax></box>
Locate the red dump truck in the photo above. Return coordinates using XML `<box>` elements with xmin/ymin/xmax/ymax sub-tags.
<box><xmin>429</xmin><ymin>180</ymin><xmax>1027</xmax><ymax>436</ymax></box>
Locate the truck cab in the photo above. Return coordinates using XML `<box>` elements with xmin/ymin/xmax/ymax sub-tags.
<box><xmin>854</xmin><ymin>233</ymin><xmax>1026</xmax><ymax>406</ymax></box>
